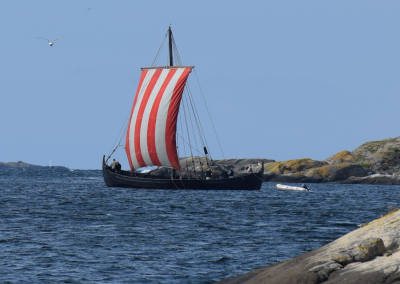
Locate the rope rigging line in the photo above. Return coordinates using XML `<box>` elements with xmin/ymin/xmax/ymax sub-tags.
<box><xmin>171</xmin><ymin>31</ymin><xmax>208</xmax><ymax>173</ymax></box>
<box><xmin>159</xmin><ymin>27</ymin><xmax>231</xmax><ymax>176</ymax></box>
<box><xmin>181</xmin><ymin>92</ymin><xmax>197</xmax><ymax>176</ymax></box>
<box><xmin>108</xmin><ymin>31</ymin><xmax>168</xmax><ymax>164</ymax></box>
<box><xmin>185</xmin><ymin>83</ymin><xmax>211</xmax><ymax>155</ymax></box>
<box><xmin>170</xmin><ymin>33</ymin><xmax>206</xmax><ymax>174</ymax></box>
<box><xmin>170</xmin><ymin>31</ymin><xmax>219</xmax><ymax>169</ymax></box>
<box><xmin>151</xmin><ymin>31</ymin><xmax>168</xmax><ymax>67</ymax></box>
<box><xmin>107</xmin><ymin>110</ymin><xmax>130</xmax><ymax>162</ymax></box>
<box><xmin>109</xmin><ymin>71</ymin><xmax>154</xmax><ymax>164</ymax></box>
<box><xmin>182</xmin><ymin>91</ymin><xmax>204</xmax><ymax>174</ymax></box>
<box><xmin>171</xmin><ymin>33</ymin><xmax>183</xmax><ymax>66</ymax></box>
<box><xmin>177</xmin><ymin>101</ymin><xmax>191</xmax><ymax>174</ymax></box>
<box><xmin>176</xmin><ymin>105</ymin><xmax>205</xmax><ymax>158</ymax></box>
<box><xmin>171</xmin><ymin>36</ymin><xmax>205</xmax><ymax>145</ymax></box>
<box><xmin>176</xmin><ymin>132</ymin><xmax>204</xmax><ymax>157</ymax></box>
<box><xmin>193</xmin><ymin>69</ymin><xmax>225</xmax><ymax>159</ymax></box>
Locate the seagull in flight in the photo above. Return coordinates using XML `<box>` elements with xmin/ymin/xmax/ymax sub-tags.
<box><xmin>36</xmin><ymin>37</ymin><xmax>62</xmax><ymax>47</ymax></box>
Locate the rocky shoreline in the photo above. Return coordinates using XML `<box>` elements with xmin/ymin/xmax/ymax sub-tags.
<box><xmin>218</xmin><ymin>209</ymin><xmax>400</xmax><ymax>284</ymax></box>
<box><xmin>210</xmin><ymin>136</ymin><xmax>400</xmax><ymax>185</ymax></box>
<box><xmin>2</xmin><ymin>136</ymin><xmax>399</xmax><ymax>185</ymax></box>
<box><xmin>0</xmin><ymin>161</ymin><xmax>69</xmax><ymax>171</ymax></box>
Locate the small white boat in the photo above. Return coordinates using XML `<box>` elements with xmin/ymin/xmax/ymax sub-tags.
<box><xmin>276</xmin><ymin>184</ymin><xmax>311</xmax><ymax>191</ymax></box>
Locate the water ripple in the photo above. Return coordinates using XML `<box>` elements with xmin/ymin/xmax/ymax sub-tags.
<box><xmin>0</xmin><ymin>172</ymin><xmax>399</xmax><ymax>283</ymax></box>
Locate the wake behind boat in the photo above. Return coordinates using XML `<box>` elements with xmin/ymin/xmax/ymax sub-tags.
<box><xmin>276</xmin><ymin>184</ymin><xmax>311</xmax><ymax>191</ymax></box>
<box><xmin>102</xmin><ymin>27</ymin><xmax>263</xmax><ymax>190</ymax></box>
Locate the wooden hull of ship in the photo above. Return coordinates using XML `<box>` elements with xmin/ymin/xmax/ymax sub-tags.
<box><xmin>102</xmin><ymin>158</ymin><xmax>262</xmax><ymax>190</ymax></box>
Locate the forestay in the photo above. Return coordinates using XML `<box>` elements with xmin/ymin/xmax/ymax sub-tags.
<box><xmin>125</xmin><ymin>66</ymin><xmax>193</xmax><ymax>171</ymax></box>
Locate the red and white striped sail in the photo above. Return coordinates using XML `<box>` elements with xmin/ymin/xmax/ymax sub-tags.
<box><xmin>125</xmin><ymin>66</ymin><xmax>192</xmax><ymax>171</ymax></box>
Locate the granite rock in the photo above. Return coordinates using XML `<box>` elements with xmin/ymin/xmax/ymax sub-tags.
<box><xmin>218</xmin><ymin>209</ymin><xmax>400</xmax><ymax>284</ymax></box>
<box><xmin>261</xmin><ymin>137</ymin><xmax>400</xmax><ymax>184</ymax></box>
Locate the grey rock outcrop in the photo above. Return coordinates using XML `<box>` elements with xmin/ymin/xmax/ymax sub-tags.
<box><xmin>218</xmin><ymin>209</ymin><xmax>400</xmax><ymax>284</ymax></box>
<box><xmin>352</xmin><ymin>137</ymin><xmax>400</xmax><ymax>174</ymax></box>
<box><xmin>0</xmin><ymin>161</ymin><xmax>42</xmax><ymax>168</ymax></box>
<box><xmin>146</xmin><ymin>157</ymin><xmax>272</xmax><ymax>179</ymax></box>
<box><xmin>260</xmin><ymin>136</ymin><xmax>400</xmax><ymax>184</ymax></box>
<box><xmin>341</xmin><ymin>174</ymin><xmax>400</xmax><ymax>185</ymax></box>
<box><xmin>0</xmin><ymin>161</ymin><xmax>69</xmax><ymax>171</ymax></box>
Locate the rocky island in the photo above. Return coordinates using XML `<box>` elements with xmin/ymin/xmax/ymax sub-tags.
<box><xmin>218</xmin><ymin>209</ymin><xmax>400</xmax><ymax>284</ymax></box>
<box><xmin>0</xmin><ymin>161</ymin><xmax>69</xmax><ymax>172</ymax></box>
<box><xmin>181</xmin><ymin>136</ymin><xmax>400</xmax><ymax>185</ymax></box>
<box><xmin>260</xmin><ymin>136</ymin><xmax>400</xmax><ymax>185</ymax></box>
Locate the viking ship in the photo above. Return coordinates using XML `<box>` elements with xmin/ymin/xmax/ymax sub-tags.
<box><xmin>102</xmin><ymin>27</ymin><xmax>263</xmax><ymax>190</ymax></box>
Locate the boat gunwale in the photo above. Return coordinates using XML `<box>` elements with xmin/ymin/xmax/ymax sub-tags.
<box><xmin>104</xmin><ymin>163</ymin><xmax>260</xmax><ymax>183</ymax></box>
<box><xmin>102</xmin><ymin>156</ymin><xmax>263</xmax><ymax>190</ymax></box>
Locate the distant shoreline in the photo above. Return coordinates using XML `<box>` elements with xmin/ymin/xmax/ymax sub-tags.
<box><xmin>2</xmin><ymin>136</ymin><xmax>399</xmax><ymax>185</ymax></box>
<box><xmin>0</xmin><ymin>161</ymin><xmax>69</xmax><ymax>171</ymax></box>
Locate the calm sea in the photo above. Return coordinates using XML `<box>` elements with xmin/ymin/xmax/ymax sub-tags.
<box><xmin>0</xmin><ymin>168</ymin><xmax>399</xmax><ymax>283</ymax></box>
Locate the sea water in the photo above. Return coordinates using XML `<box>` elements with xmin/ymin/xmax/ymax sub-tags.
<box><xmin>0</xmin><ymin>168</ymin><xmax>399</xmax><ymax>283</ymax></box>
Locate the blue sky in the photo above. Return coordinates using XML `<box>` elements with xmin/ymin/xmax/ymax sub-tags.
<box><xmin>1</xmin><ymin>1</ymin><xmax>399</xmax><ymax>169</ymax></box>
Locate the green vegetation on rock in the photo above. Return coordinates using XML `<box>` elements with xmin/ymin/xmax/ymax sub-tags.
<box><xmin>304</xmin><ymin>163</ymin><xmax>367</xmax><ymax>181</ymax></box>
<box><xmin>262</xmin><ymin>136</ymin><xmax>400</xmax><ymax>183</ymax></box>
<box><xmin>264</xmin><ymin>159</ymin><xmax>326</xmax><ymax>175</ymax></box>
<box><xmin>326</xmin><ymin>150</ymin><xmax>355</xmax><ymax>164</ymax></box>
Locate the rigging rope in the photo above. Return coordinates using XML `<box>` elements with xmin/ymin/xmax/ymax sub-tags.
<box><xmin>170</xmin><ymin>30</ymin><xmax>223</xmax><ymax>170</ymax></box>
<box><xmin>184</xmin><ymin>92</ymin><xmax>204</xmax><ymax>173</ymax></box>
<box><xmin>108</xmin><ymin>30</ymin><xmax>169</xmax><ymax>162</ymax></box>
<box><xmin>172</xmin><ymin>34</ymin><xmax>211</xmax><ymax>171</ymax></box>
<box><xmin>145</xmin><ymin>27</ymin><xmax>225</xmax><ymax>174</ymax></box>
<box><xmin>181</xmin><ymin>93</ymin><xmax>196</xmax><ymax>176</ymax></box>
<box><xmin>107</xmin><ymin>110</ymin><xmax>130</xmax><ymax>162</ymax></box>
<box><xmin>171</xmin><ymin>32</ymin><xmax>210</xmax><ymax>174</ymax></box>
<box><xmin>184</xmin><ymin>84</ymin><xmax>212</xmax><ymax>167</ymax></box>
<box><xmin>177</xmin><ymin>100</ymin><xmax>190</xmax><ymax>174</ymax></box>
<box><xmin>193</xmin><ymin>69</ymin><xmax>225</xmax><ymax>159</ymax></box>
<box><xmin>151</xmin><ymin>31</ymin><xmax>168</xmax><ymax>67</ymax></box>
<box><xmin>185</xmin><ymin>84</ymin><xmax>209</xmax><ymax>148</ymax></box>
<box><xmin>171</xmin><ymin>33</ymin><xmax>183</xmax><ymax>65</ymax></box>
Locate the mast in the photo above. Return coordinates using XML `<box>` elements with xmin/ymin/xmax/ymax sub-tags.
<box><xmin>168</xmin><ymin>26</ymin><xmax>174</xmax><ymax>66</ymax></box>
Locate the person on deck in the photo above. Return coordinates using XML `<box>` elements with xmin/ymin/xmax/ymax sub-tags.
<box><xmin>110</xmin><ymin>159</ymin><xmax>121</xmax><ymax>172</ymax></box>
<box><xmin>205</xmin><ymin>168</ymin><xmax>212</xmax><ymax>180</ymax></box>
<box><xmin>301</xmin><ymin>184</ymin><xmax>310</xmax><ymax>191</ymax></box>
<box><xmin>110</xmin><ymin>159</ymin><xmax>117</xmax><ymax>170</ymax></box>
<box><xmin>115</xmin><ymin>160</ymin><xmax>121</xmax><ymax>172</ymax></box>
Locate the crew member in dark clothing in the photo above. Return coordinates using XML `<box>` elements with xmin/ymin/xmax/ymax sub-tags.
<box><xmin>205</xmin><ymin>168</ymin><xmax>212</xmax><ymax>179</ymax></box>
<box><xmin>115</xmin><ymin>161</ymin><xmax>121</xmax><ymax>171</ymax></box>
<box><xmin>110</xmin><ymin>159</ymin><xmax>121</xmax><ymax>172</ymax></box>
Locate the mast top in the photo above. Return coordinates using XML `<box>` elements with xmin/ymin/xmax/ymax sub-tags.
<box><xmin>168</xmin><ymin>26</ymin><xmax>173</xmax><ymax>67</ymax></box>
